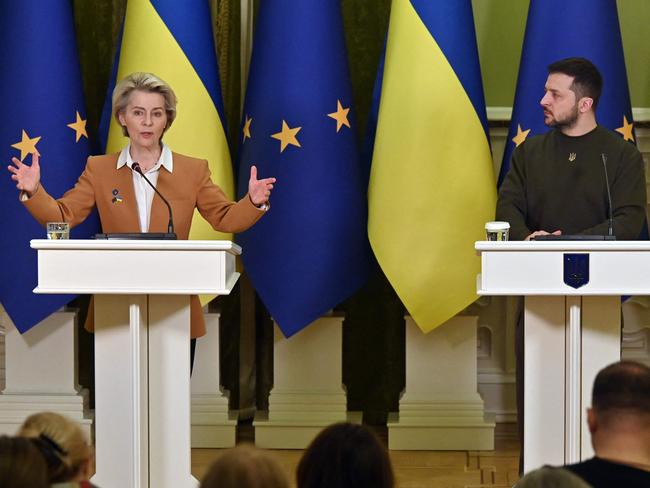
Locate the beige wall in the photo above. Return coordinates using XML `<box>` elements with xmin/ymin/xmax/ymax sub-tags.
<box><xmin>473</xmin><ymin>0</ymin><xmax>650</xmax><ymax>108</ymax></box>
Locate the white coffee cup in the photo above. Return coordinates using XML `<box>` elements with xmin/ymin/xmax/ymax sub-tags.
<box><xmin>485</xmin><ymin>221</ymin><xmax>510</xmax><ymax>241</ymax></box>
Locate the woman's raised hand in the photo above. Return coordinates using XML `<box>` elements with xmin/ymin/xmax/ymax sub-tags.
<box><xmin>248</xmin><ymin>165</ymin><xmax>276</xmax><ymax>206</ymax></box>
<box><xmin>8</xmin><ymin>153</ymin><xmax>40</xmax><ymax>195</ymax></box>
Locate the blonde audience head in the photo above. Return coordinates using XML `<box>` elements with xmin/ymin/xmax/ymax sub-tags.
<box><xmin>17</xmin><ymin>411</ymin><xmax>93</xmax><ymax>484</ymax></box>
<box><xmin>515</xmin><ymin>466</ymin><xmax>592</xmax><ymax>487</ymax></box>
<box><xmin>200</xmin><ymin>444</ymin><xmax>290</xmax><ymax>488</ymax></box>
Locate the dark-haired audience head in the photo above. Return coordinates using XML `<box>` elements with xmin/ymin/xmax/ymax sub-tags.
<box><xmin>547</xmin><ymin>57</ymin><xmax>603</xmax><ymax>110</ymax></box>
<box><xmin>515</xmin><ymin>466</ymin><xmax>591</xmax><ymax>488</ymax></box>
<box><xmin>0</xmin><ymin>435</ymin><xmax>49</xmax><ymax>488</ymax></box>
<box><xmin>17</xmin><ymin>411</ymin><xmax>93</xmax><ymax>483</ymax></box>
<box><xmin>200</xmin><ymin>444</ymin><xmax>289</xmax><ymax>488</ymax></box>
<box><xmin>587</xmin><ymin>361</ymin><xmax>650</xmax><ymax>469</ymax></box>
<box><xmin>296</xmin><ymin>423</ymin><xmax>395</xmax><ymax>488</ymax></box>
<box><xmin>589</xmin><ymin>361</ymin><xmax>650</xmax><ymax>427</ymax></box>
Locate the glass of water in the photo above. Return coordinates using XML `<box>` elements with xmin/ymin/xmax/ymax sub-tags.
<box><xmin>47</xmin><ymin>222</ymin><xmax>69</xmax><ymax>240</ymax></box>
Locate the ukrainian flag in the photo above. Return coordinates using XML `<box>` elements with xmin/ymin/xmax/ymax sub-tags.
<box><xmin>105</xmin><ymin>0</ymin><xmax>233</xmax><ymax>241</ymax></box>
<box><xmin>368</xmin><ymin>0</ymin><xmax>496</xmax><ymax>333</ymax></box>
<box><xmin>0</xmin><ymin>1</ymin><xmax>99</xmax><ymax>333</ymax></box>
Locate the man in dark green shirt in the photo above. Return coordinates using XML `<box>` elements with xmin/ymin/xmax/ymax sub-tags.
<box><xmin>564</xmin><ymin>361</ymin><xmax>650</xmax><ymax>487</ymax></box>
<box><xmin>495</xmin><ymin>57</ymin><xmax>647</xmax><ymax>472</ymax></box>
<box><xmin>497</xmin><ymin>58</ymin><xmax>646</xmax><ymax>240</ymax></box>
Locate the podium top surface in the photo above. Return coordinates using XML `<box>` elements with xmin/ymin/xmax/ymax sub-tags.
<box><xmin>31</xmin><ymin>239</ymin><xmax>242</xmax><ymax>295</ymax></box>
<box><xmin>476</xmin><ymin>240</ymin><xmax>650</xmax><ymax>295</ymax></box>
<box><xmin>476</xmin><ymin>240</ymin><xmax>650</xmax><ymax>252</ymax></box>
<box><xmin>31</xmin><ymin>239</ymin><xmax>242</xmax><ymax>255</ymax></box>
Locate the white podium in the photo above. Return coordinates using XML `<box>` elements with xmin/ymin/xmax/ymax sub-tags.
<box><xmin>31</xmin><ymin>239</ymin><xmax>241</xmax><ymax>488</ymax></box>
<box><xmin>474</xmin><ymin>241</ymin><xmax>650</xmax><ymax>473</ymax></box>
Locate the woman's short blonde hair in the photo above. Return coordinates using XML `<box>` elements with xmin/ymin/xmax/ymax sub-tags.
<box><xmin>112</xmin><ymin>72</ymin><xmax>177</xmax><ymax>137</ymax></box>
<box><xmin>17</xmin><ymin>412</ymin><xmax>92</xmax><ymax>483</ymax></box>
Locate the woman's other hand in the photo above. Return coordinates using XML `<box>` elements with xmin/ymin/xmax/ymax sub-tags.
<box><xmin>8</xmin><ymin>152</ymin><xmax>41</xmax><ymax>196</ymax></box>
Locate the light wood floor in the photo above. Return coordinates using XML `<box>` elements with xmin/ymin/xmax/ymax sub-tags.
<box><xmin>191</xmin><ymin>424</ymin><xmax>521</xmax><ymax>488</ymax></box>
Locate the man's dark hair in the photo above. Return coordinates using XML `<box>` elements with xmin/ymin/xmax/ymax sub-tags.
<box><xmin>547</xmin><ymin>57</ymin><xmax>603</xmax><ymax>109</ymax></box>
<box><xmin>296</xmin><ymin>423</ymin><xmax>394</xmax><ymax>488</ymax></box>
<box><xmin>592</xmin><ymin>361</ymin><xmax>650</xmax><ymax>415</ymax></box>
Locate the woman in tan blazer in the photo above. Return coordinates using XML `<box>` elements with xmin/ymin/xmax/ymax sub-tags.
<box><xmin>7</xmin><ymin>72</ymin><xmax>275</xmax><ymax>339</ymax></box>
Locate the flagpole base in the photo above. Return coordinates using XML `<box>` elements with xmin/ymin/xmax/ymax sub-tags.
<box><xmin>388</xmin><ymin>316</ymin><xmax>495</xmax><ymax>450</ymax></box>
<box><xmin>0</xmin><ymin>308</ymin><xmax>93</xmax><ymax>439</ymax></box>
<box><xmin>253</xmin><ymin>318</ymin><xmax>354</xmax><ymax>448</ymax></box>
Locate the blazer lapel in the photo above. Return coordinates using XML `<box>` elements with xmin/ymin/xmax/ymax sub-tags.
<box><xmin>114</xmin><ymin>165</ymin><xmax>140</xmax><ymax>231</ymax></box>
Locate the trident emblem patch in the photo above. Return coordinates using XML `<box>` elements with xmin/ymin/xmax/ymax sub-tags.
<box><xmin>564</xmin><ymin>253</ymin><xmax>589</xmax><ymax>289</ymax></box>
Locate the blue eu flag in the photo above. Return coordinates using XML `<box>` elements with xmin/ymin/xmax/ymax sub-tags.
<box><xmin>237</xmin><ymin>0</ymin><xmax>371</xmax><ymax>337</ymax></box>
<box><xmin>499</xmin><ymin>0</ymin><xmax>636</xmax><ymax>185</ymax></box>
<box><xmin>0</xmin><ymin>1</ymin><xmax>99</xmax><ymax>333</ymax></box>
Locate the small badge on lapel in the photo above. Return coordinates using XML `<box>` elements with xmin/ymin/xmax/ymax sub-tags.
<box><xmin>111</xmin><ymin>188</ymin><xmax>123</xmax><ymax>204</ymax></box>
<box><xmin>564</xmin><ymin>253</ymin><xmax>589</xmax><ymax>289</ymax></box>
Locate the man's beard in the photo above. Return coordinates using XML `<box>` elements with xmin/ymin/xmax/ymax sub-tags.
<box><xmin>546</xmin><ymin>104</ymin><xmax>579</xmax><ymax>130</ymax></box>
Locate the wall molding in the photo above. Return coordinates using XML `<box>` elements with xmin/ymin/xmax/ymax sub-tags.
<box><xmin>487</xmin><ymin>106</ymin><xmax>650</xmax><ymax>123</ymax></box>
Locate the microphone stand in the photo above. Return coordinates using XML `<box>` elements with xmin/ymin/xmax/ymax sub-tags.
<box><xmin>601</xmin><ymin>153</ymin><xmax>614</xmax><ymax>238</ymax></box>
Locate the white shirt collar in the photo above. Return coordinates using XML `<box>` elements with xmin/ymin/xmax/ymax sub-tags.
<box><xmin>116</xmin><ymin>142</ymin><xmax>173</xmax><ymax>173</ymax></box>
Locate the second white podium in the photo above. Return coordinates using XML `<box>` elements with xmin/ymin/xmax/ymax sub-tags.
<box><xmin>475</xmin><ymin>240</ymin><xmax>648</xmax><ymax>473</ymax></box>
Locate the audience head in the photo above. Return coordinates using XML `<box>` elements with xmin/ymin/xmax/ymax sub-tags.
<box><xmin>296</xmin><ymin>422</ymin><xmax>394</xmax><ymax>488</ymax></box>
<box><xmin>588</xmin><ymin>361</ymin><xmax>650</xmax><ymax>433</ymax></box>
<box><xmin>515</xmin><ymin>466</ymin><xmax>592</xmax><ymax>488</ymax></box>
<box><xmin>17</xmin><ymin>411</ymin><xmax>93</xmax><ymax>483</ymax></box>
<box><xmin>0</xmin><ymin>435</ymin><xmax>49</xmax><ymax>488</ymax></box>
<box><xmin>200</xmin><ymin>444</ymin><xmax>289</xmax><ymax>488</ymax></box>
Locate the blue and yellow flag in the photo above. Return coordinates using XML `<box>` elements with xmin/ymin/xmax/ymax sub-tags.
<box><xmin>237</xmin><ymin>0</ymin><xmax>371</xmax><ymax>337</ymax></box>
<box><xmin>368</xmin><ymin>0</ymin><xmax>496</xmax><ymax>333</ymax></box>
<box><xmin>0</xmin><ymin>1</ymin><xmax>99</xmax><ymax>333</ymax></box>
<box><xmin>499</xmin><ymin>0</ymin><xmax>635</xmax><ymax>185</ymax></box>
<box><xmin>104</xmin><ymin>0</ymin><xmax>233</xmax><ymax>241</ymax></box>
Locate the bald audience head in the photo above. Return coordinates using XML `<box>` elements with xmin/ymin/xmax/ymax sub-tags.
<box><xmin>587</xmin><ymin>361</ymin><xmax>650</xmax><ymax>467</ymax></box>
<box><xmin>590</xmin><ymin>361</ymin><xmax>650</xmax><ymax>426</ymax></box>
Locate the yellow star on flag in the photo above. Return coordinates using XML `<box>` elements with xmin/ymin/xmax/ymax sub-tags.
<box><xmin>11</xmin><ymin>130</ymin><xmax>41</xmax><ymax>161</ymax></box>
<box><xmin>67</xmin><ymin>111</ymin><xmax>88</xmax><ymax>142</ymax></box>
<box><xmin>327</xmin><ymin>100</ymin><xmax>351</xmax><ymax>132</ymax></box>
<box><xmin>512</xmin><ymin>124</ymin><xmax>531</xmax><ymax>147</ymax></box>
<box><xmin>242</xmin><ymin>115</ymin><xmax>252</xmax><ymax>142</ymax></box>
<box><xmin>271</xmin><ymin>120</ymin><xmax>301</xmax><ymax>152</ymax></box>
<box><xmin>615</xmin><ymin>115</ymin><xmax>635</xmax><ymax>142</ymax></box>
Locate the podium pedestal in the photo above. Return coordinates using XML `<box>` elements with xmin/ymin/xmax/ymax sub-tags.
<box><xmin>254</xmin><ymin>317</ymin><xmax>358</xmax><ymax>448</ymax></box>
<box><xmin>524</xmin><ymin>295</ymin><xmax>620</xmax><ymax>469</ymax></box>
<box><xmin>32</xmin><ymin>239</ymin><xmax>241</xmax><ymax>488</ymax></box>
<box><xmin>388</xmin><ymin>316</ymin><xmax>495</xmax><ymax>450</ymax></box>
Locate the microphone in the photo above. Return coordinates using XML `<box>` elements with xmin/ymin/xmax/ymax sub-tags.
<box><xmin>601</xmin><ymin>153</ymin><xmax>614</xmax><ymax>238</ymax></box>
<box><xmin>132</xmin><ymin>162</ymin><xmax>177</xmax><ymax>238</ymax></box>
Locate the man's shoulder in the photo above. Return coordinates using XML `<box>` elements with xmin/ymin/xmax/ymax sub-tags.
<box><xmin>566</xmin><ymin>457</ymin><xmax>650</xmax><ymax>486</ymax></box>
<box><xmin>594</xmin><ymin>125</ymin><xmax>632</xmax><ymax>145</ymax></box>
<box><xmin>517</xmin><ymin>130</ymin><xmax>554</xmax><ymax>151</ymax></box>
<box><xmin>511</xmin><ymin>131</ymin><xmax>554</xmax><ymax>164</ymax></box>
